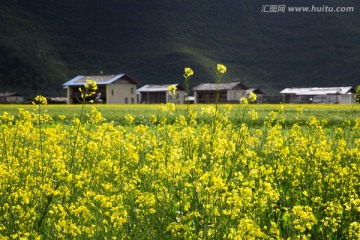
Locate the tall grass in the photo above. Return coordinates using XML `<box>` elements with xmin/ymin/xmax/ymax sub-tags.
<box><xmin>0</xmin><ymin>103</ymin><xmax>359</xmax><ymax>127</ymax></box>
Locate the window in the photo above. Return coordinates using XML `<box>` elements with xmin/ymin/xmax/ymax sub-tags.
<box><xmin>111</xmin><ymin>89</ymin><xmax>114</xmax><ymax>96</ymax></box>
<box><xmin>131</xmin><ymin>88</ymin><xmax>134</xmax><ymax>94</ymax></box>
<box><xmin>125</xmin><ymin>97</ymin><xmax>128</xmax><ymax>103</ymax></box>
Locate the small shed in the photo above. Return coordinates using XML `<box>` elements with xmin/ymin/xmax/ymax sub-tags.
<box><xmin>63</xmin><ymin>74</ymin><xmax>138</xmax><ymax>104</ymax></box>
<box><xmin>137</xmin><ymin>84</ymin><xmax>186</xmax><ymax>104</ymax></box>
<box><xmin>280</xmin><ymin>87</ymin><xmax>356</xmax><ymax>104</ymax></box>
<box><xmin>192</xmin><ymin>82</ymin><xmax>264</xmax><ymax>104</ymax></box>
<box><xmin>0</xmin><ymin>93</ymin><xmax>24</xmax><ymax>103</ymax></box>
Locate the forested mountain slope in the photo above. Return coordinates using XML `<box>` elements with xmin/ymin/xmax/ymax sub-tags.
<box><xmin>0</xmin><ymin>0</ymin><xmax>359</xmax><ymax>97</ymax></box>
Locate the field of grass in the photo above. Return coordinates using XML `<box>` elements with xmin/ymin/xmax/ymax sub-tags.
<box><xmin>1</xmin><ymin>99</ymin><xmax>360</xmax><ymax>239</ymax></box>
<box><xmin>1</xmin><ymin>103</ymin><xmax>359</xmax><ymax>127</ymax></box>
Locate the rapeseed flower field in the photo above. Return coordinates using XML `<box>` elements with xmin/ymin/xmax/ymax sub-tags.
<box><xmin>0</xmin><ymin>67</ymin><xmax>360</xmax><ymax>239</ymax></box>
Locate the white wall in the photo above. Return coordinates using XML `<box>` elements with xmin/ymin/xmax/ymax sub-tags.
<box><xmin>167</xmin><ymin>90</ymin><xmax>186</xmax><ymax>104</ymax></box>
<box><xmin>106</xmin><ymin>83</ymin><xmax>137</xmax><ymax>104</ymax></box>
<box><xmin>312</xmin><ymin>94</ymin><xmax>355</xmax><ymax>104</ymax></box>
<box><xmin>227</xmin><ymin>90</ymin><xmax>247</xmax><ymax>102</ymax></box>
<box><xmin>336</xmin><ymin>94</ymin><xmax>355</xmax><ymax>104</ymax></box>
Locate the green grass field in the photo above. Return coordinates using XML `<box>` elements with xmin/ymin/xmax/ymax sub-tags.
<box><xmin>1</xmin><ymin>103</ymin><xmax>359</xmax><ymax>127</ymax></box>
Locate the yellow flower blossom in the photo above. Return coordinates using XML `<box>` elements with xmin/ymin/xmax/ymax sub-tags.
<box><xmin>217</xmin><ymin>63</ymin><xmax>227</xmax><ymax>74</ymax></box>
<box><xmin>0</xmin><ymin>74</ymin><xmax>359</xmax><ymax>239</ymax></box>
<box><xmin>33</xmin><ymin>95</ymin><xmax>47</xmax><ymax>105</ymax></box>
<box><xmin>249</xmin><ymin>91</ymin><xmax>257</xmax><ymax>102</ymax></box>
<box><xmin>167</xmin><ymin>85</ymin><xmax>177</xmax><ymax>96</ymax></box>
<box><xmin>184</xmin><ymin>67</ymin><xmax>194</xmax><ymax>78</ymax></box>
<box><xmin>248</xmin><ymin>109</ymin><xmax>258</xmax><ymax>120</ymax></box>
<box><xmin>240</xmin><ymin>96</ymin><xmax>248</xmax><ymax>104</ymax></box>
<box><xmin>124</xmin><ymin>114</ymin><xmax>134</xmax><ymax>124</ymax></box>
<box><xmin>292</xmin><ymin>206</ymin><xmax>317</xmax><ymax>233</ymax></box>
<box><xmin>85</xmin><ymin>79</ymin><xmax>98</xmax><ymax>91</ymax></box>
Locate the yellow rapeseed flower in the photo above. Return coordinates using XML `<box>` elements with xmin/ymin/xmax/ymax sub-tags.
<box><xmin>249</xmin><ymin>92</ymin><xmax>257</xmax><ymax>102</ymax></box>
<box><xmin>292</xmin><ymin>206</ymin><xmax>317</xmax><ymax>233</ymax></box>
<box><xmin>349</xmin><ymin>222</ymin><xmax>360</xmax><ymax>239</ymax></box>
<box><xmin>217</xmin><ymin>64</ymin><xmax>227</xmax><ymax>74</ymax></box>
<box><xmin>168</xmin><ymin>85</ymin><xmax>177</xmax><ymax>96</ymax></box>
<box><xmin>184</xmin><ymin>67</ymin><xmax>194</xmax><ymax>78</ymax></box>
<box><xmin>240</xmin><ymin>96</ymin><xmax>248</xmax><ymax>105</ymax></box>
<box><xmin>58</xmin><ymin>115</ymin><xmax>66</xmax><ymax>121</ymax></box>
<box><xmin>248</xmin><ymin>109</ymin><xmax>258</xmax><ymax>120</ymax></box>
<box><xmin>82</xmin><ymin>80</ymin><xmax>98</xmax><ymax>98</ymax></box>
<box><xmin>124</xmin><ymin>114</ymin><xmax>134</xmax><ymax>124</ymax></box>
<box><xmin>33</xmin><ymin>95</ymin><xmax>47</xmax><ymax>105</ymax></box>
<box><xmin>2</xmin><ymin>79</ymin><xmax>360</xmax><ymax>239</ymax></box>
<box><xmin>85</xmin><ymin>79</ymin><xmax>98</xmax><ymax>91</ymax></box>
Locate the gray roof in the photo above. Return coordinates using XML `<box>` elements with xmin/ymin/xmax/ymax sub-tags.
<box><xmin>63</xmin><ymin>74</ymin><xmax>138</xmax><ymax>86</ymax></box>
<box><xmin>137</xmin><ymin>84</ymin><xmax>185</xmax><ymax>92</ymax></box>
<box><xmin>192</xmin><ymin>82</ymin><xmax>248</xmax><ymax>91</ymax></box>
<box><xmin>280</xmin><ymin>87</ymin><xmax>354</xmax><ymax>95</ymax></box>
<box><xmin>246</xmin><ymin>88</ymin><xmax>265</xmax><ymax>95</ymax></box>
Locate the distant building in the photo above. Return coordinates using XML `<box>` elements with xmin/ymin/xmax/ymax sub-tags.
<box><xmin>0</xmin><ymin>93</ymin><xmax>24</xmax><ymax>103</ymax></box>
<box><xmin>47</xmin><ymin>97</ymin><xmax>68</xmax><ymax>104</ymax></box>
<box><xmin>192</xmin><ymin>82</ymin><xmax>264</xmax><ymax>104</ymax></box>
<box><xmin>245</xmin><ymin>88</ymin><xmax>265</xmax><ymax>104</ymax></box>
<box><xmin>137</xmin><ymin>84</ymin><xmax>186</xmax><ymax>104</ymax></box>
<box><xmin>280</xmin><ymin>87</ymin><xmax>356</xmax><ymax>104</ymax></box>
<box><xmin>63</xmin><ymin>74</ymin><xmax>138</xmax><ymax>104</ymax></box>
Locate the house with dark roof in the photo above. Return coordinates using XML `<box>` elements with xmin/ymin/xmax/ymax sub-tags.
<box><xmin>63</xmin><ymin>74</ymin><xmax>138</xmax><ymax>104</ymax></box>
<box><xmin>0</xmin><ymin>93</ymin><xmax>24</xmax><ymax>103</ymax></box>
<box><xmin>192</xmin><ymin>82</ymin><xmax>264</xmax><ymax>104</ymax></box>
<box><xmin>280</xmin><ymin>87</ymin><xmax>356</xmax><ymax>104</ymax></box>
<box><xmin>137</xmin><ymin>84</ymin><xmax>186</xmax><ymax>104</ymax></box>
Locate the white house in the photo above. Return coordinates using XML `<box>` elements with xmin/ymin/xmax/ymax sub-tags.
<box><xmin>63</xmin><ymin>74</ymin><xmax>138</xmax><ymax>104</ymax></box>
<box><xmin>280</xmin><ymin>87</ymin><xmax>356</xmax><ymax>104</ymax></box>
<box><xmin>137</xmin><ymin>84</ymin><xmax>186</xmax><ymax>104</ymax></box>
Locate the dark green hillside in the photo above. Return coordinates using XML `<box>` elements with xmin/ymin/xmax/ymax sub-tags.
<box><xmin>0</xmin><ymin>0</ymin><xmax>359</xmax><ymax>98</ymax></box>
